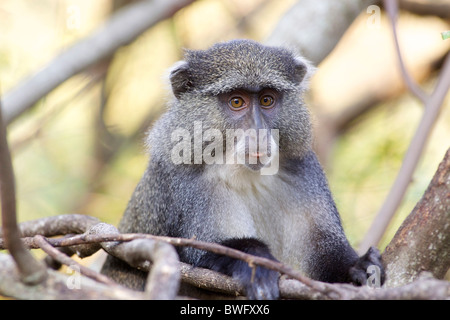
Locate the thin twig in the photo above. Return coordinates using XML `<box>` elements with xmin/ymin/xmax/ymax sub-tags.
<box><xmin>34</xmin><ymin>235</ymin><xmax>117</xmax><ymax>287</ymax></box>
<box><xmin>1</xmin><ymin>228</ymin><xmax>342</xmax><ymax>299</ymax></box>
<box><xmin>383</xmin><ymin>0</ymin><xmax>429</xmax><ymax>103</ymax></box>
<box><xmin>359</xmin><ymin>52</ymin><xmax>450</xmax><ymax>253</ymax></box>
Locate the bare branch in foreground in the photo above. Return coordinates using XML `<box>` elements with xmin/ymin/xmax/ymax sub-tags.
<box><xmin>179</xmin><ymin>262</ymin><xmax>244</xmax><ymax>296</ymax></box>
<box><xmin>382</xmin><ymin>147</ymin><xmax>450</xmax><ymax>287</ymax></box>
<box><xmin>0</xmin><ymin>226</ymin><xmax>342</xmax><ymax>299</ymax></box>
<box><xmin>1</xmin><ymin>232</ymin><xmax>449</xmax><ymax>299</ymax></box>
<box><xmin>1</xmin><ymin>213</ymin><xmax>449</xmax><ymax>299</ymax></box>
<box><xmin>0</xmin><ymin>253</ymin><xmax>143</xmax><ymax>300</ymax></box>
<box><xmin>87</xmin><ymin>223</ymin><xmax>180</xmax><ymax>300</ymax></box>
<box><xmin>0</xmin><ymin>100</ymin><xmax>47</xmax><ymax>284</ymax></box>
<box><xmin>34</xmin><ymin>234</ymin><xmax>117</xmax><ymax>287</ymax></box>
<box><xmin>279</xmin><ymin>272</ymin><xmax>449</xmax><ymax>300</ymax></box>
<box><xmin>181</xmin><ymin>262</ymin><xmax>450</xmax><ymax>299</ymax></box>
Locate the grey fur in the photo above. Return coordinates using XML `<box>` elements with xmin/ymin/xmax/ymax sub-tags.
<box><xmin>101</xmin><ymin>39</ymin><xmax>384</xmax><ymax>296</ymax></box>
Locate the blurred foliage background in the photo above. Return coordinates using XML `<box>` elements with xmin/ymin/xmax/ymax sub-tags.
<box><xmin>1</xmin><ymin>0</ymin><xmax>449</xmax><ymax>253</ymax></box>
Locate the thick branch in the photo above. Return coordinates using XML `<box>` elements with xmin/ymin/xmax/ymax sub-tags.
<box><xmin>0</xmin><ymin>213</ymin><xmax>100</xmax><ymax>238</ymax></box>
<box><xmin>88</xmin><ymin>223</ymin><xmax>180</xmax><ymax>300</ymax></box>
<box><xmin>266</xmin><ymin>0</ymin><xmax>379</xmax><ymax>65</ymax></box>
<box><xmin>280</xmin><ymin>273</ymin><xmax>449</xmax><ymax>299</ymax></box>
<box><xmin>179</xmin><ymin>262</ymin><xmax>244</xmax><ymax>296</ymax></box>
<box><xmin>1</xmin><ymin>218</ymin><xmax>181</xmax><ymax>299</ymax></box>
<box><xmin>1</xmin><ymin>0</ymin><xmax>194</xmax><ymax>125</ymax></box>
<box><xmin>382</xmin><ymin>148</ymin><xmax>450</xmax><ymax>287</ymax></box>
<box><xmin>399</xmin><ymin>0</ymin><xmax>450</xmax><ymax>19</ymax></box>
<box><xmin>0</xmin><ymin>254</ymin><xmax>143</xmax><ymax>299</ymax></box>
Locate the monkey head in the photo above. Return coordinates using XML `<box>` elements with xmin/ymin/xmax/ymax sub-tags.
<box><xmin>161</xmin><ymin>39</ymin><xmax>314</xmax><ymax>173</ymax></box>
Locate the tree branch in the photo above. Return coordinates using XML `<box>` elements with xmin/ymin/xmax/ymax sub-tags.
<box><xmin>0</xmin><ymin>215</ymin><xmax>348</xmax><ymax>299</ymax></box>
<box><xmin>1</xmin><ymin>0</ymin><xmax>194</xmax><ymax>125</ymax></box>
<box><xmin>266</xmin><ymin>0</ymin><xmax>379</xmax><ymax>65</ymax></box>
<box><xmin>359</xmin><ymin>50</ymin><xmax>450</xmax><ymax>253</ymax></box>
<box><xmin>1</xmin><ymin>227</ymin><xmax>342</xmax><ymax>298</ymax></box>
<box><xmin>0</xmin><ymin>99</ymin><xmax>47</xmax><ymax>284</ymax></box>
<box><xmin>34</xmin><ymin>234</ymin><xmax>117</xmax><ymax>286</ymax></box>
<box><xmin>280</xmin><ymin>273</ymin><xmax>449</xmax><ymax>299</ymax></box>
<box><xmin>0</xmin><ymin>213</ymin><xmax>100</xmax><ymax>238</ymax></box>
<box><xmin>383</xmin><ymin>0</ymin><xmax>429</xmax><ymax>103</ymax></box>
<box><xmin>1</xmin><ymin>218</ymin><xmax>181</xmax><ymax>299</ymax></box>
<box><xmin>399</xmin><ymin>0</ymin><xmax>450</xmax><ymax>19</ymax></box>
<box><xmin>0</xmin><ymin>253</ymin><xmax>144</xmax><ymax>299</ymax></box>
<box><xmin>1</xmin><ymin>213</ymin><xmax>449</xmax><ymax>299</ymax></box>
<box><xmin>87</xmin><ymin>223</ymin><xmax>180</xmax><ymax>300</ymax></box>
<box><xmin>382</xmin><ymin>147</ymin><xmax>450</xmax><ymax>287</ymax></box>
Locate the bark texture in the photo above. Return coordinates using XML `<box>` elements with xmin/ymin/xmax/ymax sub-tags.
<box><xmin>382</xmin><ymin>148</ymin><xmax>450</xmax><ymax>287</ymax></box>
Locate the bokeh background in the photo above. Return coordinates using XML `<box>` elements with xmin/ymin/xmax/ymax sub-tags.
<box><xmin>1</xmin><ymin>0</ymin><xmax>449</xmax><ymax>254</ymax></box>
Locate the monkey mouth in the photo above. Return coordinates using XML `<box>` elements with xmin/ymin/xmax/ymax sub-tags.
<box><xmin>248</xmin><ymin>152</ymin><xmax>266</xmax><ymax>159</ymax></box>
<box><xmin>246</xmin><ymin>151</ymin><xmax>271</xmax><ymax>163</ymax></box>
<box><xmin>244</xmin><ymin>151</ymin><xmax>272</xmax><ymax>170</ymax></box>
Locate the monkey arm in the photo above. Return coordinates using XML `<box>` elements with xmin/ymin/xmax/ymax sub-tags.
<box><xmin>287</xmin><ymin>152</ymin><xmax>385</xmax><ymax>286</ymax></box>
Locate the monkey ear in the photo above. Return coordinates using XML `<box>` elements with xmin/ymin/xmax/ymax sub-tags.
<box><xmin>169</xmin><ymin>61</ymin><xmax>192</xmax><ymax>99</ymax></box>
<box><xmin>292</xmin><ymin>56</ymin><xmax>315</xmax><ymax>85</ymax></box>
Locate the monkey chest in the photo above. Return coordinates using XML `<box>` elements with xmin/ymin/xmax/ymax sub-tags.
<box><xmin>207</xmin><ymin>167</ymin><xmax>312</xmax><ymax>270</ymax></box>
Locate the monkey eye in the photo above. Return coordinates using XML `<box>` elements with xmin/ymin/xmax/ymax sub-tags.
<box><xmin>260</xmin><ymin>95</ymin><xmax>275</xmax><ymax>107</ymax></box>
<box><xmin>229</xmin><ymin>97</ymin><xmax>245</xmax><ymax>109</ymax></box>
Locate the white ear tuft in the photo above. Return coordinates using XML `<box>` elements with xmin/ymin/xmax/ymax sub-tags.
<box><xmin>294</xmin><ymin>56</ymin><xmax>316</xmax><ymax>84</ymax></box>
<box><xmin>168</xmin><ymin>60</ymin><xmax>191</xmax><ymax>99</ymax></box>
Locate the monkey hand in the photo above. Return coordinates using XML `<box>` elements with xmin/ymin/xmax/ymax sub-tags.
<box><xmin>195</xmin><ymin>238</ymin><xmax>280</xmax><ymax>299</ymax></box>
<box><xmin>234</xmin><ymin>262</ymin><xmax>280</xmax><ymax>300</ymax></box>
<box><xmin>348</xmin><ymin>246</ymin><xmax>385</xmax><ymax>286</ymax></box>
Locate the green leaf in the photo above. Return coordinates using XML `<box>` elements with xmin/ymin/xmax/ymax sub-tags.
<box><xmin>442</xmin><ymin>31</ymin><xmax>450</xmax><ymax>40</ymax></box>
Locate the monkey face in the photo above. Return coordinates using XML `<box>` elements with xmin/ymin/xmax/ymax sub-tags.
<box><xmin>218</xmin><ymin>87</ymin><xmax>281</xmax><ymax>173</ymax></box>
<box><xmin>164</xmin><ymin>40</ymin><xmax>313</xmax><ymax>174</ymax></box>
